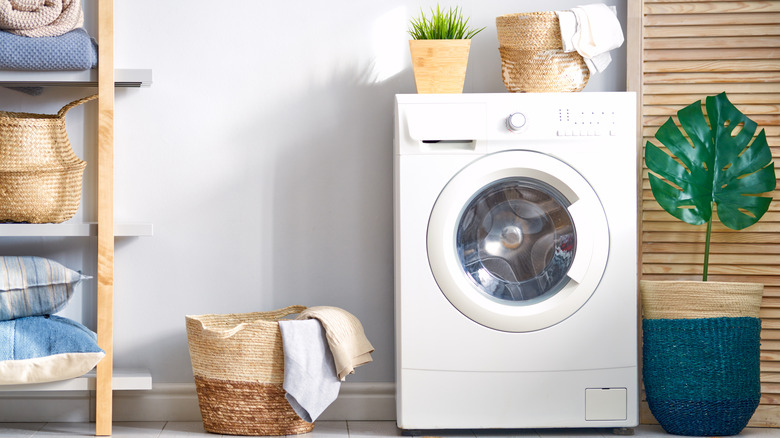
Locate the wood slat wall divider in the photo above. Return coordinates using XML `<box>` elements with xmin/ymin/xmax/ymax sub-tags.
<box><xmin>627</xmin><ymin>0</ymin><xmax>780</xmax><ymax>428</ymax></box>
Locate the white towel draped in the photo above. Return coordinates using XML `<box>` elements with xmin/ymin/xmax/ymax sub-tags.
<box><xmin>556</xmin><ymin>4</ymin><xmax>624</xmax><ymax>74</ymax></box>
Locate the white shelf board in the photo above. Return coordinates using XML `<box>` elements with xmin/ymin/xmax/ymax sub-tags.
<box><xmin>0</xmin><ymin>222</ymin><xmax>153</xmax><ymax>237</ymax></box>
<box><xmin>0</xmin><ymin>369</ymin><xmax>152</xmax><ymax>392</ymax></box>
<box><xmin>0</xmin><ymin>69</ymin><xmax>152</xmax><ymax>87</ymax></box>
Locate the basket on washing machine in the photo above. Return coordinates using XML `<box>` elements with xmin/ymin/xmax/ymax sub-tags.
<box><xmin>185</xmin><ymin>305</ymin><xmax>314</xmax><ymax>436</ymax></box>
<box><xmin>496</xmin><ymin>11</ymin><xmax>589</xmax><ymax>93</ymax></box>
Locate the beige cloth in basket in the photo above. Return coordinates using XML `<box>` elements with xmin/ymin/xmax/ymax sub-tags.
<box><xmin>296</xmin><ymin>306</ymin><xmax>374</xmax><ymax>381</ymax></box>
<box><xmin>0</xmin><ymin>0</ymin><xmax>84</xmax><ymax>37</ymax></box>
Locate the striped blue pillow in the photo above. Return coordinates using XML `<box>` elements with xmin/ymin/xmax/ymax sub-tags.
<box><xmin>0</xmin><ymin>256</ymin><xmax>89</xmax><ymax>321</ymax></box>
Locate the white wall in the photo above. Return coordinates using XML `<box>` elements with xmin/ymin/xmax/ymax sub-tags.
<box><xmin>1</xmin><ymin>0</ymin><xmax>626</xmax><ymax>389</ymax></box>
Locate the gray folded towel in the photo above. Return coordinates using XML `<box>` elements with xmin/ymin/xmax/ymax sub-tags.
<box><xmin>278</xmin><ymin>319</ymin><xmax>341</xmax><ymax>423</ymax></box>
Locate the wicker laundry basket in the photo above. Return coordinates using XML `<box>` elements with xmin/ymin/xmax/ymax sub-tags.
<box><xmin>496</xmin><ymin>11</ymin><xmax>589</xmax><ymax>92</ymax></box>
<box><xmin>185</xmin><ymin>305</ymin><xmax>315</xmax><ymax>436</ymax></box>
<box><xmin>0</xmin><ymin>95</ymin><xmax>96</xmax><ymax>223</ymax></box>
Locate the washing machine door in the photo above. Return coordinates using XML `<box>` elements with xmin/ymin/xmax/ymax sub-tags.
<box><xmin>428</xmin><ymin>150</ymin><xmax>609</xmax><ymax>332</ymax></box>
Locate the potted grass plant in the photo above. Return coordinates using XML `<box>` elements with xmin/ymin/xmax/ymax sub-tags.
<box><xmin>407</xmin><ymin>5</ymin><xmax>484</xmax><ymax>93</ymax></box>
<box><xmin>642</xmin><ymin>92</ymin><xmax>777</xmax><ymax>436</ymax></box>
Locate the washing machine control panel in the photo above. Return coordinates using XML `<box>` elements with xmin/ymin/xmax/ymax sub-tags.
<box><xmin>556</xmin><ymin>108</ymin><xmax>618</xmax><ymax>137</ymax></box>
<box><xmin>497</xmin><ymin>103</ymin><xmax>623</xmax><ymax>140</ymax></box>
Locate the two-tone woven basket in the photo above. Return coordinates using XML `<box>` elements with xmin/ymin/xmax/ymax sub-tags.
<box><xmin>640</xmin><ymin>281</ymin><xmax>763</xmax><ymax>436</ymax></box>
<box><xmin>496</xmin><ymin>12</ymin><xmax>589</xmax><ymax>93</ymax></box>
<box><xmin>0</xmin><ymin>95</ymin><xmax>96</xmax><ymax>223</ymax></box>
<box><xmin>185</xmin><ymin>305</ymin><xmax>314</xmax><ymax>436</ymax></box>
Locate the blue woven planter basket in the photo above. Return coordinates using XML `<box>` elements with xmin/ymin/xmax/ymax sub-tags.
<box><xmin>643</xmin><ymin>317</ymin><xmax>761</xmax><ymax>436</ymax></box>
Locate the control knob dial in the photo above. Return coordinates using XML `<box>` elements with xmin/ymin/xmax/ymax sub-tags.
<box><xmin>506</xmin><ymin>112</ymin><xmax>527</xmax><ymax>132</ymax></box>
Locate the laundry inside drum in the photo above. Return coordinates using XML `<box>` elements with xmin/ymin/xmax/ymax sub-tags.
<box><xmin>456</xmin><ymin>177</ymin><xmax>577</xmax><ymax>304</ymax></box>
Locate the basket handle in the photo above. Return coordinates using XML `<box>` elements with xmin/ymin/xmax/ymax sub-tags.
<box><xmin>199</xmin><ymin>305</ymin><xmax>308</xmax><ymax>339</ymax></box>
<box><xmin>264</xmin><ymin>305</ymin><xmax>308</xmax><ymax>320</ymax></box>
<box><xmin>57</xmin><ymin>94</ymin><xmax>99</xmax><ymax>118</ymax></box>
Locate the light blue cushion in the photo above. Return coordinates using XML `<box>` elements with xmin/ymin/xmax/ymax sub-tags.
<box><xmin>0</xmin><ymin>315</ymin><xmax>104</xmax><ymax>384</ymax></box>
<box><xmin>0</xmin><ymin>256</ymin><xmax>89</xmax><ymax>321</ymax></box>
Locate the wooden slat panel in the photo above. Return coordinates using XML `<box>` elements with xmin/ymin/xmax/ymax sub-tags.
<box><xmin>643</xmin><ymin>199</ymin><xmax>780</xmax><ymax>212</ymax></box>
<box><xmin>643</xmin><ymin>93</ymin><xmax>780</xmax><ymax>105</ymax></box>
<box><xmin>644</xmin><ymin>114</ymin><xmax>780</xmax><ymax>126</ymax></box>
<box><xmin>645</xmin><ymin>12</ymin><xmax>780</xmax><ymax>26</ymax></box>
<box><xmin>645</xmin><ymin>24</ymin><xmax>780</xmax><ymax>38</ymax></box>
<box><xmin>644</xmin><ymin>83</ymin><xmax>780</xmax><ymax>94</ymax></box>
<box><xmin>645</xmin><ymin>188</ymin><xmax>780</xmax><ymax>201</ymax></box>
<box><xmin>643</xmin><ymin>221</ymin><xmax>780</xmax><ymax>233</ymax></box>
<box><xmin>761</xmin><ymin>308</ymin><xmax>780</xmax><ymax>318</ymax></box>
<box><xmin>644</xmin><ymin>71</ymin><xmax>780</xmax><ymax>84</ymax></box>
<box><xmin>643</xmin><ymin>264</ymin><xmax>779</xmax><ymax>276</ymax></box>
<box><xmin>645</xmin><ymin>59</ymin><xmax>780</xmax><ymax>73</ymax></box>
<box><xmin>764</xmin><ymin>350</ymin><xmax>780</xmax><ymax>361</ymax></box>
<box><xmin>762</xmin><ymin>373</ymin><xmax>780</xmax><ymax>383</ymax></box>
<box><xmin>645</xmin><ymin>2</ymin><xmax>780</xmax><ymax>15</ymax></box>
<box><xmin>643</xmin><ymin>253</ymin><xmax>780</xmax><ymax>265</ymax></box>
<box><xmin>643</xmin><ymin>125</ymin><xmax>780</xmax><ymax>136</ymax></box>
<box><xmin>645</xmin><ymin>48</ymin><xmax>780</xmax><ymax>61</ymax></box>
<box><xmin>635</xmin><ymin>0</ymin><xmax>780</xmax><ymax>426</ymax></box>
<box><xmin>644</xmin><ymin>36</ymin><xmax>780</xmax><ymax>50</ymax></box>
<box><xmin>642</xmin><ymin>231</ymin><xmax>780</xmax><ymax>244</ymax></box>
<box><xmin>644</xmin><ymin>242</ymin><xmax>780</xmax><ymax>254</ymax></box>
<box><xmin>643</xmin><ymin>212</ymin><xmax>780</xmax><ymax>223</ymax></box>
<box><xmin>644</xmin><ymin>103</ymin><xmax>780</xmax><ymax>115</ymax></box>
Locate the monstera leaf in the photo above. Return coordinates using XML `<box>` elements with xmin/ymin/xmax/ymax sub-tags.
<box><xmin>645</xmin><ymin>92</ymin><xmax>776</xmax><ymax>279</ymax></box>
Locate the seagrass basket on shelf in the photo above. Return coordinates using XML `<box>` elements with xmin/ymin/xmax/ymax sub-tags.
<box><xmin>496</xmin><ymin>11</ymin><xmax>589</xmax><ymax>93</ymax></box>
<box><xmin>185</xmin><ymin>305</ymin><xmax>314</xmax><ymax>436</ymax></box>
<box><xmin>0</xmin><ymin>95</ymin><xmax>96</xmax><ymax>224</ymax></box>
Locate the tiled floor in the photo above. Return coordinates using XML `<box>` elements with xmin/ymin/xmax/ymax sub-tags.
<box><xmin>0</xmin><ymin>422</ymin><xmax>777</xmax><ymax>438</ymax></box>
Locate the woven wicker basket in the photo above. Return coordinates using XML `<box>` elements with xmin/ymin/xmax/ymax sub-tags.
<box><xmin>0</xmin><ymin>95</ymin><xmax>96</xmax><ymax>223</ymax></box>
<box><xmin>185</xmin><ymin>305</ymin><xmax>314</xmax><ymax>436</ymax></box>
<box><xmin>496</xmin><ymin>12</ymin><xmax>589</xmax><ymax>93</ymax></box>
<box><xmin>640</xmin><ymin>280</ymin><xmax>763</xmax><ymax>435</ymax></box>
<box><xmin>640</xmin><ymin>280</ymin><xmax>763</xmax><ymax>320</ymax></box>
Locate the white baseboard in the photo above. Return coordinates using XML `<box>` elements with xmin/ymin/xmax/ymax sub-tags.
<box><xmin>0</xmin><ymin>382</ymin><xmax>396</xmax><ymax>422</ymax></box>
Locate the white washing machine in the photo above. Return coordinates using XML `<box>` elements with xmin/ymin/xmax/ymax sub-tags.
<box><xmin>393</xmin><ymin>93</ymin><xmax>638</xmax><ymax>431</ymax></box>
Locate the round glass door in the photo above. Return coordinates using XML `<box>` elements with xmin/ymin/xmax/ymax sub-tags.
<box><xmin>457</xmin><ymin>178</ymin><xmax>576</xmax><ymax>306</ymax></box>
<box><xmin>427</xmin><ymin>150</ymin><xmax>609</xmax><ymax>332</ymax></box>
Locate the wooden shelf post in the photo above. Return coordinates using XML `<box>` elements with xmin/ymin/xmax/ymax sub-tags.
<box><xmin>95</xmin><ymin>0</ymin><xmax>115</xmax><ymax>435</ymax></box>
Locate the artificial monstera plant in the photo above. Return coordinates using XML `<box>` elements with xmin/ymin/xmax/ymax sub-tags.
<box><xmin>645</xmin><ymin>92</ymin><xmax>777</xmax><ymax>280</ymax></box>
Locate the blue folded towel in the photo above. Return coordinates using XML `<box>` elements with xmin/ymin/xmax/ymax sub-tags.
<box><xmin>0</xmin><ymin>27</ymin><xmax>97</xmax><ymax>71</ymax></box>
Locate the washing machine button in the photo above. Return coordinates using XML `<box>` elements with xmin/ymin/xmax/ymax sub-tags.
<box><xmin>506</xmin><ymin>112</ymin><xmax>527</xmax><ymax>132</ymax></box>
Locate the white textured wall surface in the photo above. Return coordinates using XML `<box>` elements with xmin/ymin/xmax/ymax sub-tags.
<box><xmin>0</xmin><ymin>0</ymin><xmax>626</xmax><ymax>385</ymax></box>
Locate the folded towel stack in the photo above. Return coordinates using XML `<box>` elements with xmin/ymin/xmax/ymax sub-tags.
<box><xmin>0</xmin><ymin>0</ymin><xmax>84</xmax><ymax>37</ymax></box>
<box><xmin>278</xmin><ymin>306</ymin><xmax>375</xmax><ymax>423</ymax></box>
<box><xmin>0</xmin><ymin>0</ymin><xmax>96</xmax><ymax>72</ymax></box>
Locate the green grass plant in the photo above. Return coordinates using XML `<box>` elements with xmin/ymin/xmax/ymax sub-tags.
<box><xmin>408</xmin><ymin>5</ymin><xmax>485</xmax><ymax>40</ymax></box>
